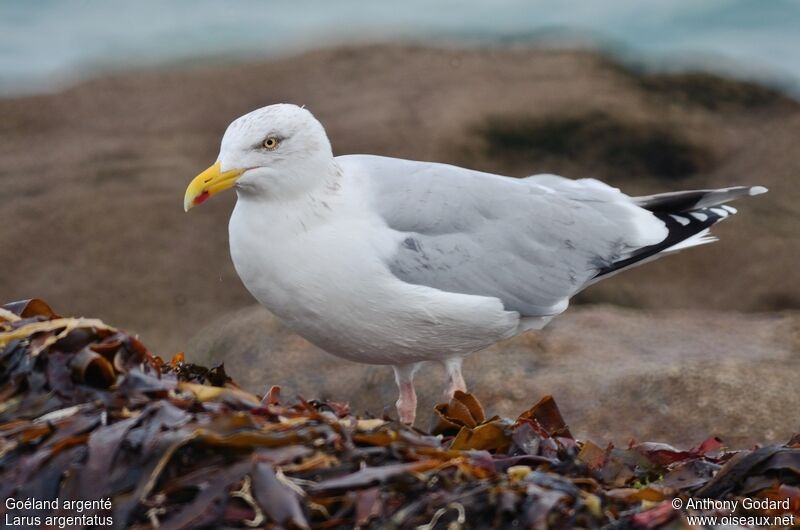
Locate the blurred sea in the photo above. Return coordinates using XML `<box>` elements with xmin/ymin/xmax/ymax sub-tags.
<box><xmin>1</xmin><ymin>0</ymin><xmax>799</xmax><ymax>95</ymax></box>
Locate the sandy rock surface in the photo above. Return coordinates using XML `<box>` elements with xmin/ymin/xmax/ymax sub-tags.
<box><xmin>2</xmin><ymin>44</ymin><xmax>797</xmax><ymax>446</ymax></box>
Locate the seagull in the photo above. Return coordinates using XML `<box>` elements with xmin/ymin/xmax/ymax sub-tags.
<box><xmin>184</xmin><ymin>103</ymin><xmax>766</xmax><ymax>424</ymax></box>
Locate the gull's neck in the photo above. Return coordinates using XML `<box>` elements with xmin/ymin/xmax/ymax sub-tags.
<box><xmin>234</xmin><ymin>159</ymin><xmax>348</xmax><ymax>231</ymax></box>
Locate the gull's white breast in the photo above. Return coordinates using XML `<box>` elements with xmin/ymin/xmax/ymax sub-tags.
<box><xmin>227</xmin><ymin>172</ymin><xmax>520</xmax><ymax>365</ymax></box>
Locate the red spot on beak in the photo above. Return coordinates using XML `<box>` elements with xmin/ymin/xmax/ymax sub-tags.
<box><xmin>193</xmin><ymin>190</ymin><xmax>210</xmax><ymax>206</ymax></box>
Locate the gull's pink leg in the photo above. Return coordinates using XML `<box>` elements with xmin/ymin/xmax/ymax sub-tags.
<box><xmin>443</xmin><ymin>357</ymin><xmax>467</xmax><ymax>400</ymax></box>
<box><xmin>397</xmin><ymin>381</ymin><xmax>417</xmax><ymax>425</ymax></box>
<box><xmin>392</xmin><ymin>363</ymin><xmax>420</xmax><ymax>424</ymax></box>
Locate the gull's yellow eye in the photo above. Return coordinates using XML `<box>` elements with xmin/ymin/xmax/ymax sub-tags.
<box><xmin>263</xmin><ymin>136</ymin><xmax>279</xmax><ymax>150</ymax></box>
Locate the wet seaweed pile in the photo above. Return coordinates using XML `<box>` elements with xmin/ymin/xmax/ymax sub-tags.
<box><xmin>1</xmin><ymin>300</ymin><xmax>798</xmax><ymax>529</ymax></box>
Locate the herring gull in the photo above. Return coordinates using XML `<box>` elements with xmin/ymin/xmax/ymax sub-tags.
<box><xmin>184</xmin><ymin>103</ymin><xmax>767</xmax><ymax>424</ymax></box>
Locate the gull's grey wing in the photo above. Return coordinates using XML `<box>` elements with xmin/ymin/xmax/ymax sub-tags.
<box><xmin>337</xmin><ymin>155</ymin><xmax>667</xmax><ymax>317</ymax></box>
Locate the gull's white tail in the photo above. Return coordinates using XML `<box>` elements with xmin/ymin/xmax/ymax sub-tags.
<box><xmin>590</xmin><ymin>185</ymin><xmax>768</xmax><ymax>281</ymax></box>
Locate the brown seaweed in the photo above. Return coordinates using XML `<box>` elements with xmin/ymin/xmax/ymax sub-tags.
<box><xmin>1</xmin><ymin>299</ymin><xmax>797</xmax><ymax>529</ymax></box>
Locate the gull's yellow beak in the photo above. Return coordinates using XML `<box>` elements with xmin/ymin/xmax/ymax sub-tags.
<box><xmin>183</xmin><ymin>162</ymin><xmax>244</xmax><ymax>212</ymax></box>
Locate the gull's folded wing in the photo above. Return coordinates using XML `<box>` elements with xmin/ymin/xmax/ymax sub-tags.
<box><xmin>337</xmin><ymin>155</ymin><xmax>667</xmax><ymax>317</ymax></box>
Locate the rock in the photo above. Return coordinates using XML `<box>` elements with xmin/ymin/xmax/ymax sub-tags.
<box><xmin>189</xmin><ymin>304</ymin><xmax>800</xmax><ymax>447</ymax></box>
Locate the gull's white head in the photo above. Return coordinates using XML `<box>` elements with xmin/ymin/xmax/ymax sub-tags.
<box><xmin>184</xmin><ymin>104</ymin><xmax>334</xmax><ymax>210</ymax></box>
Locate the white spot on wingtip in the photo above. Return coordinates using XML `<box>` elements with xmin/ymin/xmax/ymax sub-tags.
<box><xmin>690</xmin><ymin>211</ymin><xmax>708</xmax><ymax>222</ymax></box>
<box><xmin>749</xmin><ymin>186</ymin><xmax>768</xmax><ymax>196</ymax></box>
<box><xmin>710</xmin><ymin>207</ymin><xmax>728</xmax><ymax>217</ymax></box>
<box><xmin>721</xmin><ymin>205</ymin><xmax>737</xmax><ymax>214</ymax></box>
<box><xmin>669</xmin><ymin>214</ymin><xmax>690</xmax><ymax>226</ymax></box>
